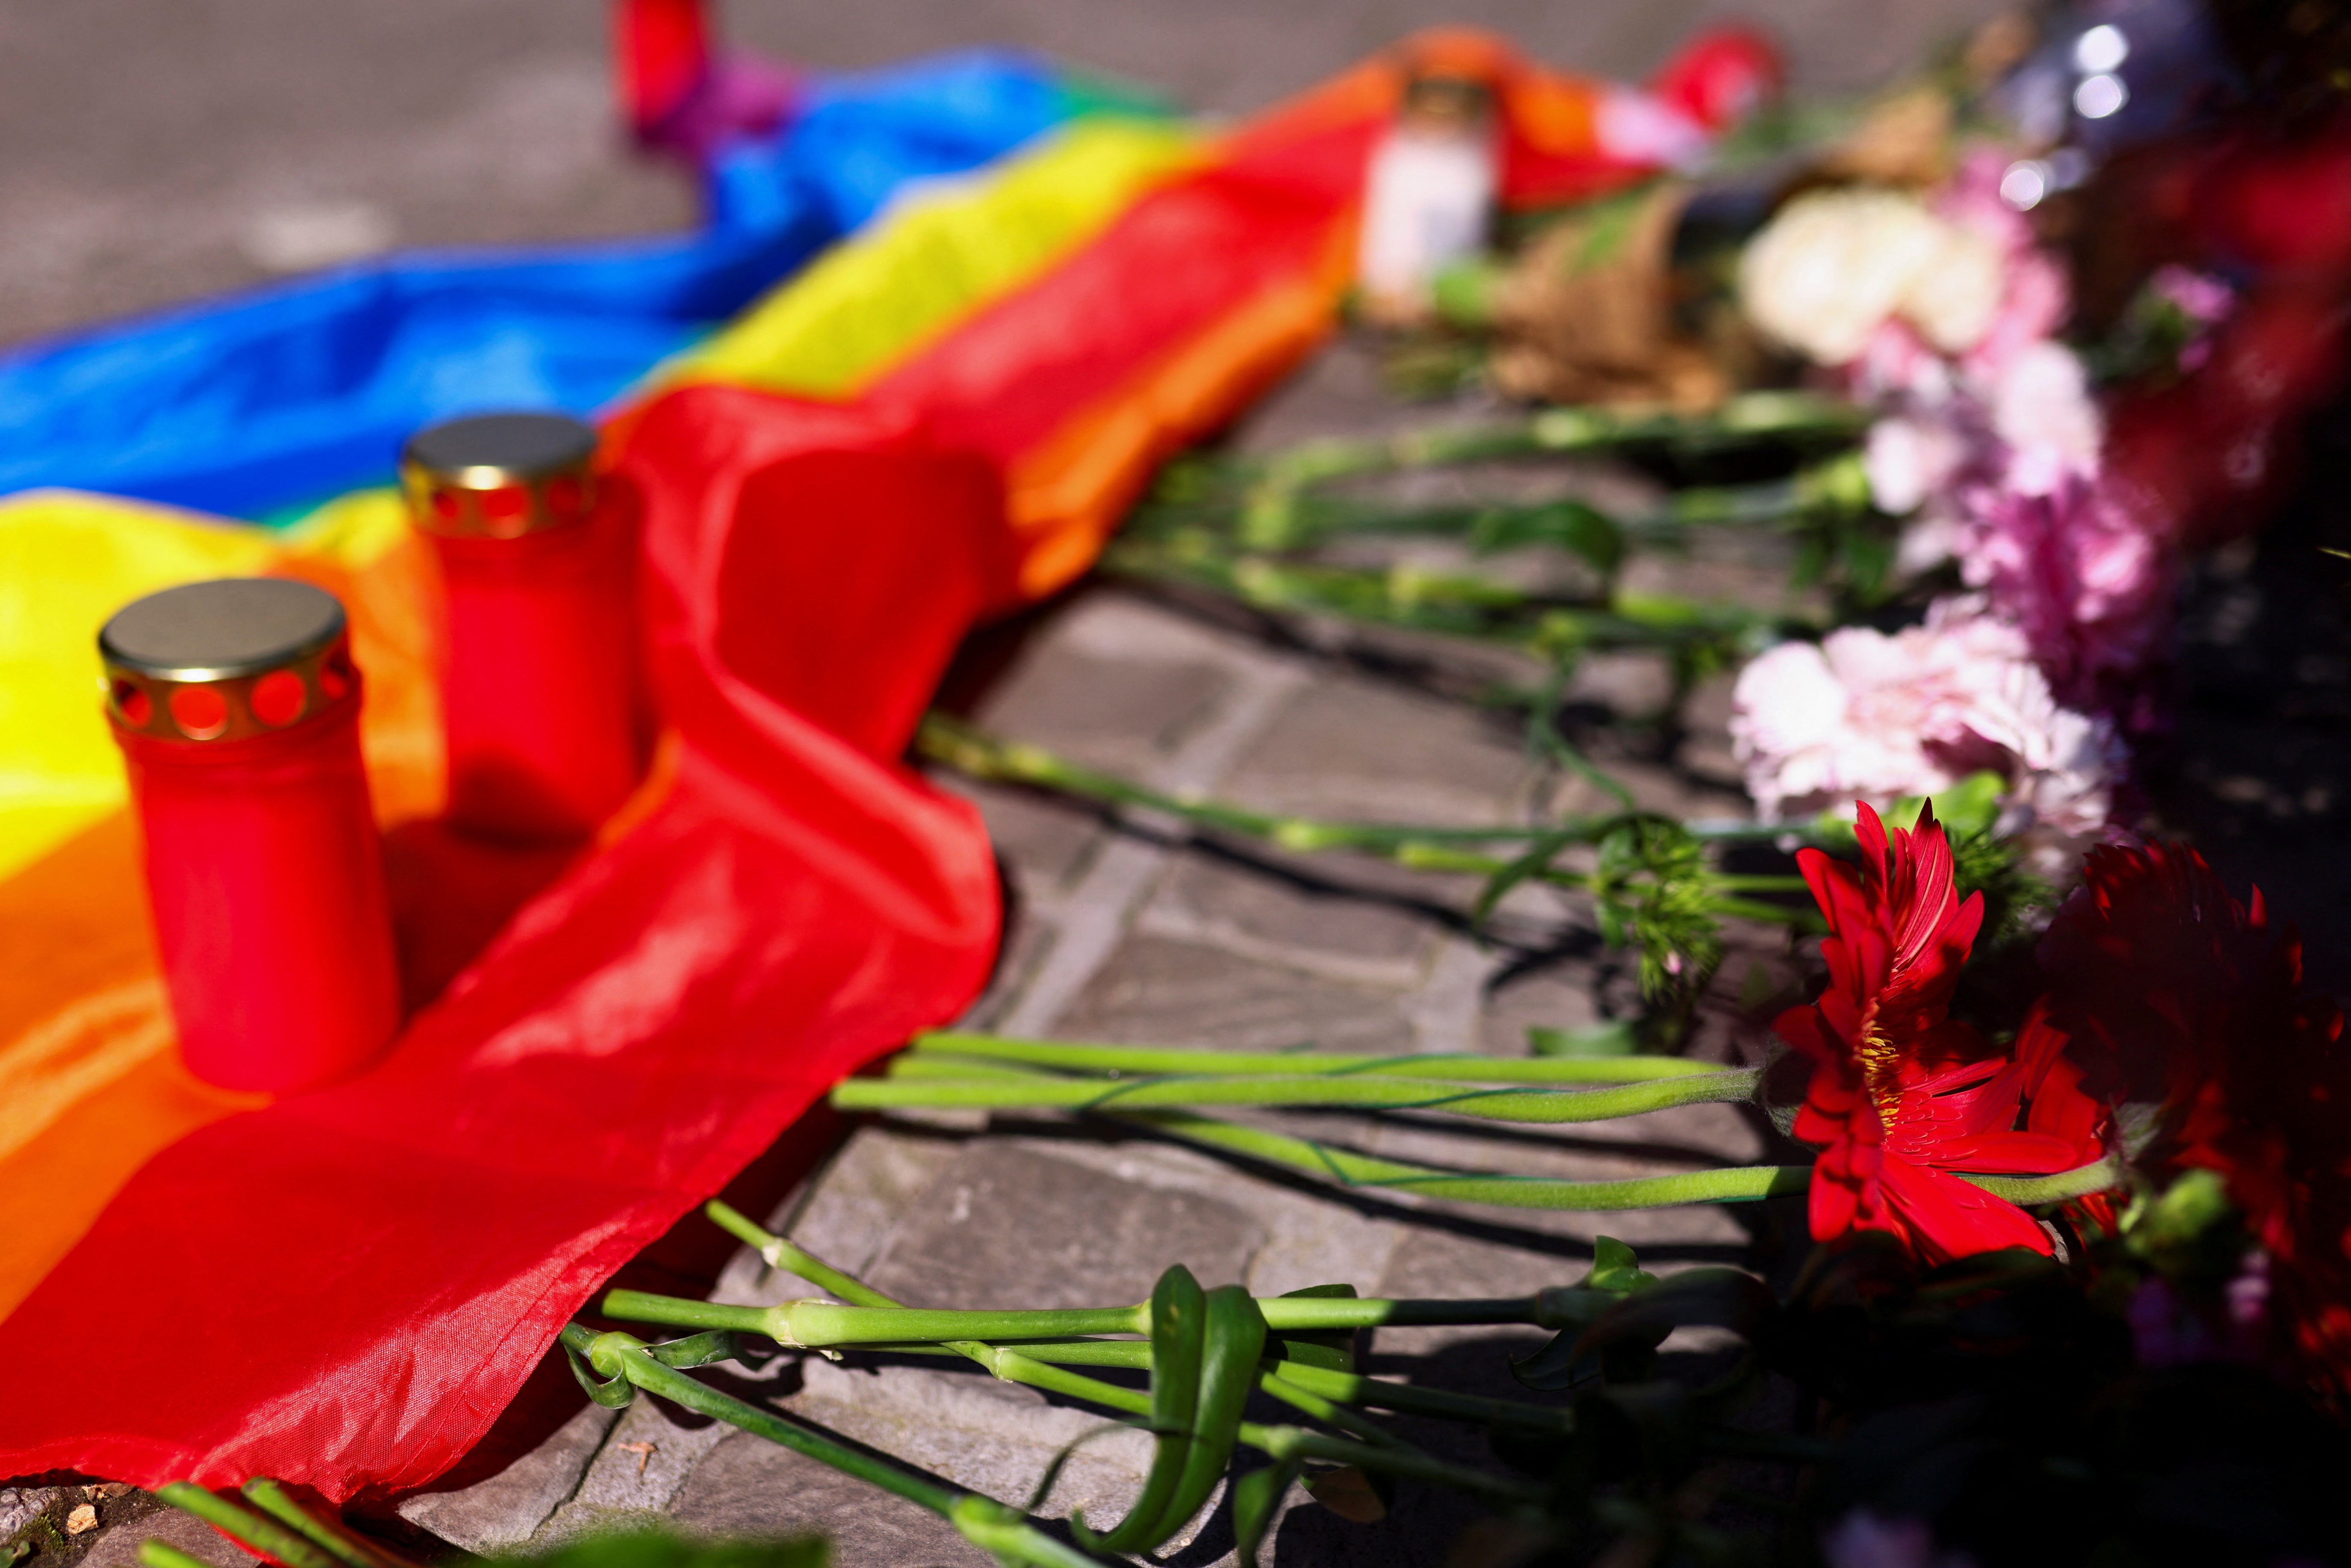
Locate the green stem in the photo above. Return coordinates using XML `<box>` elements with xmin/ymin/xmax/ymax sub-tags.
<box><xmin>613</xmin><ymin>1284</ymin><xmax>1653</xmax><ymax>1348</ymax></box>
<box><xmin>831</xmin><ymin>1066</ymin><xmax>1760</xmax><ymax>1125</ymax></box>
<box><xmin>237</xmin><ymin>1480</ymin><xmax>410</xmax><ymax>1568</ymax></box>
<box><xmin>1112</xmin><ymin>1108</ymin><xmax>1812</xmax><ymax>1211</ymax></box>
<box><xmin>1961</xmin><ymin>1155</ymin><xmax>2122</xmax><ymax>1205</ymax></box>
<box><xmin>155</xmin><ymin>1486</ymin><xmax>341</xmax><ymax>1568</ymax></box>
<box><xmin>917</xmin><ymin>712</ymin><xmax>1609</xmax><ymax>852</ymax></box>
<box><xmin>1220</xmin><ymin>392</ymin><xmax>1865</xmax><ymax>496</ymax></box>
<box><xmin>909</xmin><ymin>1031</ymin><xmax>1718</xmax><ymax>1082</ymax></box>
<box><xmin>1267</xmin><ymin>1362</ymin><xmax>1573</xmax><ymax>1435</ymax></box>
<box><xmin>837</xmin><ymin>1337</ymin><xmax>1577</xmax><ymax>1438</ymax></box>
<box><xmin>690</xmin><ymin>1211</ymin><xmax>1536</xmax><ymax>1503</ymax></box>
<box><xmin>914</xmin><ymin>715</ymin><xmax>1821</xmax><ymax>938</ymax></box>
<box><xmin>1146</xmin><ymin>449</ymin><xmax>1867</xmax><ymax>558</ymax></box>
<box><xmin>1105</xmin><ymin>536</ymin><xmax>1767</xmax><ymax>654</ymax></box>
<box><xmin>561</xmin><ymin>1326</ymin><xmax>1104</xmax><ymax>1568</ymax></box>
<box><xmin>137</xmin><ymin>1548</ymin><xmax>213</xmax><ymax>1568</ymax></box>
<box><xmin>706</xmin><ymin>1200</ymin><xmax>896</xmax><ymax>1306</ymax></box>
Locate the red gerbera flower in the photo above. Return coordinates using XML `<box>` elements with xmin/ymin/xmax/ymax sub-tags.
<box><xmin>2041</xmin><ymin>841</ymin><xmax>2351</xmax><ymax>1398</ymax></box>
<box><xmin>1776</xmin><ymin>804</ymin><xmax>2108</xmax><ymax>1265</ymax></box>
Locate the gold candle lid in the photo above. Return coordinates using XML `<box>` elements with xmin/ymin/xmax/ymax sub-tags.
<box><xmin>400</xmin><ymin>412</ymin><xmax>600</xmax><ymax>539</ymax></box>
<box><xmin>100</xmin><ymin>578</ymin><xmax>355</xmax><ymax>743</ymax></box>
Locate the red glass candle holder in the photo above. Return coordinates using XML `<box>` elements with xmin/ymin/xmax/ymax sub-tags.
<box><xmin>401</xmin><ymin>413</ymin><xmax>643</xmax><ymax>842</ymax></box>
<box><xmin>102</xmin><ymin>578</ymin><xmax>402</xmax><ymax>1092</ymax></box>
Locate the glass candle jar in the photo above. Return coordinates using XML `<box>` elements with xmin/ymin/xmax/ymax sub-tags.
<box><xmin>401</xmin><ymin>413</ymin><xmax>643</xmax><ymax>842</ymax></box>
<box><xmin>102</xmin><ymin>578</ymin><xmax>402</xmax><ymax>1091</ymax></box>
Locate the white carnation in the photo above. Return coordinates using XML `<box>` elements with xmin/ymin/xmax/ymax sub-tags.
<box><xmin>1739</xmin><ymin>187</ymin><xmax>2010</xmax><ymax>366</ymax></box>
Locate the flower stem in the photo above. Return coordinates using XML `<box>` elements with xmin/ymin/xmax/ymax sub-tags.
<box><xmin>691</xmin><ymin>1208</ymin><xmax>1539</xmax><ymax>1503</ymax></box>
<box><xmin>1202</xmin><ymin>391</ymin><xmax>1865</xmax><ymax>499</ymax></box>
<box><xmin>1109</xmin><ymin>1108</ymin><xmax>1812</xmax><ymax>1211</ymax></box>
<box><xmin>872</xmin><ymin>1334</ymin><xmax>1579</xmax><ymax>1435</ymax></box>
<box><xmin>562</xmin><ymin>1325</ymin><xmax>1105</xmax><ymax>1568</ymax></box>
<box><xmin>916</xmin><ymin>711</ymin><xmax>1608</xmax><ymax>851</ymax></box>
<box><xmin>604</xmin><ymin>1277</ymin><xmax>1618</xmax><ymax>1350</ymax></box>
<box><xmin>236</xmin><ymin>1480</ymin><xmax>410</xmax><ymax>1568</ymax></box>
<box><xmin>1959</xmin><ymin>1155</ymin><xmax>2122</xmax><ymax>1205</ymax></box>
<box><xmin>138</xmin><ymin>1547</ymin><xmax>213</xmax><ymax>1568</ymax></box>
<box><xmin>908</xmin><ymin>1031</ymin><xmax>1719</xmax><ymax>1082</ymax></box>
<box><xmin>607</xmin><ymin>1279</ymin><xmax>1702</xmax><ymax>1348</ymax></box>
<box><xmin>154</xmin><ymin>1487</ymin><xmax>342</xmax><ymax>1568</ymax></box>
<box><xmin>830</xmin><ymin>1066</ymin><xmax>1762</xmax><ymax>1124</ymax></box>
<box><xmin>914</xmin><ymin>714</ymin><xmax>1821</xmax><ymax>935</ymax></box>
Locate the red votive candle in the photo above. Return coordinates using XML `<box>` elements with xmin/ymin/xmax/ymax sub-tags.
<box><xmin>102</xmin><ymin>578</ymin><xmax>402</xmax><ymax>1091</ymax></box>
<box><xmin>401</xmin><ymin>413</ymin><xmax>642</xmax><ymax>841</ymax></box>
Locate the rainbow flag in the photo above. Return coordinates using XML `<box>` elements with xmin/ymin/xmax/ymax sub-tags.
<box><xmin>0</xmin><ymin>21</ymin><xmax>1758</xmax><ymax>1499</ymax></box>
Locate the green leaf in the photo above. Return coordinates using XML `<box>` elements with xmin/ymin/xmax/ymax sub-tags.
<box><xmin>1561</xmin><ymin>185</ymin><xmax>1655</xmax><ymax>274</ymax></box>
<box><xmin>1471</xmin><ymin>828</ymin><xmax>1580</xmax><ymax>928</ymax></box>
<box><xmin>1509</xmin><ymin>1240</ymin><xmax>1662</xmax><ymax>1391</ymax></box>
<box><xmin>1584</xmin><ymin>1236</ymin><xmax>1656</xmax><ymax>1296</ymax></box>
<box><xmin>1937</xmin><ymin>772</ymin><xmax>2007</xmax><ymax>838</ymax></box>
<box><xmin>1231</xmin><ymin>1460</ymin><xmax>1301</xmax><ymax>1568</ymax></box>
<box><xmin>563</xmin><ymin>1342</ymin><xmax>638</xmax><ymax>1409</ymax></box>
<box><xmin>2123</xmin><ymin>1167</ymin><xmax>2249</xmax><ymax>1285</ymax></box>
<box><xmin>1527</xmin><ymin>1021</ymin><xmax>1638</xmax><ymax>1058</ymax></box>
<box><xmin>1075</xmin><ymin>1265</ymin><xmax>1204</xmax><ymax>1553</ymax></box>
<box><xmin>1579</xmin><ymin>1267</ymin><xmax>1777</xmax><ymax>1352</ymax></box>
<box><xmin>1469</xmin><ymin>498</ymin><xmax>1626</xmax><ymax>576</ymax></box>
<box><xmin>1149</xmin><ymin>1285</ymin><xmax>1272</xmax><ymax>1544</ymax></box>
<box><xmin>644</xmin><ymin>1331</ymin><xmax>757</xmax><ymax>1371</ymax></box>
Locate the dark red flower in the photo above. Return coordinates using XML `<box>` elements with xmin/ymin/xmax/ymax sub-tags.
<box><xmin>1777</xmin><ymin>804</ymin><xmax>2109</xmax><ymax>1265</ymax></box>
<box><xmin>2040</xmin><ymin>841</ymin><xmax>2351</xmax><ymax>1397</ymax></box>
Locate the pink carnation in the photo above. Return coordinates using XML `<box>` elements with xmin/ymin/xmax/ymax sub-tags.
<box><xmin>1950</xmin><ymin>472</ymin><xmax>2173</xmax><ymax>717</ymax></box>
<box><xmin>1731</xmin><ymin>601</ymin><xmax>2126</xmax><ymax>868</ymax></box>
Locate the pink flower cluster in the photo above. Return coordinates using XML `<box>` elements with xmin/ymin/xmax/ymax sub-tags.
<box><xmin>1733</xmin><ymin>152</ymin><xmax>2224</xmax><ymax>855</ymax></box>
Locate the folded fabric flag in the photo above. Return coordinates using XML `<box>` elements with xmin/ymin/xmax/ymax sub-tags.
<box><xmin>0</xmin><ymin>27</ymin><xmax>1763</xmax><ymax>1500</ymax></box>
<box><xmin>0</xmin><ymin>50</ymin><xmax>1100</xmax><ymax>522</ymax></box>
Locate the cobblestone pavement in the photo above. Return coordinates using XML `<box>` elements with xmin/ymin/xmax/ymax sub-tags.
<box><xmin>11</xmin><ymin>0</ymin><xmax>2347</xmax><ymax>1566</ymax></box>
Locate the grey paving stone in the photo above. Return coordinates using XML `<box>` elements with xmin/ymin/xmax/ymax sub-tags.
<box><xmin>1476</xmin><ymin>963</ymin><xmax>1609</xmax><ymax>1056</ymax></box>
<box><xmin>669</xmin><ymin>1431</ymin><xmax>973</xmax><ymax>1568</ymax></box>
<box><xmin>536</xmin><ymin>1394</ymin><xmax>737</xmax><ymax>1545</ymax></box>
<box><xmin>868</xmin><ymin>1143</ymin><xmax>1266</xmax><ymax>1308</ymax></box>
<box><xmin>75</xmin><ymin>1503</ymin><xmax>258</xmax><ymax>1568</ymax></box>
<box><xmin>398</xmin><ymin>1400</ymin><xmax>616</xmax><ymax>1552</ymax></box>
<box><xmin>1221</xmin><ymin>680</ymin><xmax>1534</xmax><ymax>827</ymax></box>
<box><xmin>1054</xmin><ymin>935</ymin><xmax>1417</xmax><ymax>1055</ymax></box>
<box><xmin>965</xmin><ymin>1129</ymin><xmax>1408</xmax><ymax>1300</ymax></box>
<box><xmin>1140</xmin><ymin>854</ymin><xmax>1437</xmax><ymax>988</ymax></box>
<box><xmin>1560</xmin><ymin>649</ymin><xmax>1676</xmax><ymax>720</ymax></box>
<box><xmin>775</xmin><ymin>1357</ymin><xmax>1170</xmax><ymax>1547</ymax></box>
<box><xmin>1679</xmin><ymin>672</ymin><xmax>1748</xmax><ymax>796</ymax></box>
<box><xmin>748</xmin><ymin>1126</ymin><xmax>968</xmax><ymax>1292</ymax></box>
<box><xmin>968</xmin><ymin>601</ymin><xmax>1241</xmax><ymax>780</ymax></box>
